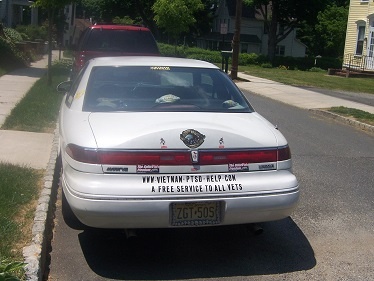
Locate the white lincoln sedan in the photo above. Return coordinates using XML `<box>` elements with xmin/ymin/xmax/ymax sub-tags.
<box><xmin>57</xmin><ymin>56</ymin><xmax>299</xmax><ymax>229</ymax></box>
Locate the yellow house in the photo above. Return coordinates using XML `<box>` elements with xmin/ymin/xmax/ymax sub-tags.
<box><xmin>344</xmin><ymin>0</ymin><xmax>374</xmax><ymax>71</ymax></box>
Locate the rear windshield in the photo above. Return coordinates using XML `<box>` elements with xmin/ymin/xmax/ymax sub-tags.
<box><xmin>83</xmin><ymin>29</ymin><xmax>159</xmax><ymax>54</ymax></box>
<box><xmin>83</xmin><ymin>66</ymin><xmax>254</xmax><ymax>113</ymax></box>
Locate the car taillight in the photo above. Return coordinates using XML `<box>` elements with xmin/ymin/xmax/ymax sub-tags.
<box><xmin>98</xmin><ymin>151</ymin><xmax>191</xmax><ymax>165</ymax></box>
<box><xmin>66</xmin><ymin>144</ymin><xmax>98</xmax><ymax>164</ymax></box>
<box><xmin>65</xmin><ymin>144</ymin><xmax>291</xmax><ymax>165</ymax></box>
<box><xmin>199</xmin><ymin>150</ymin><xmax>277</xmax><ymax>165</ymax></box>
<box><xmin>278</xmin><ymin>146</ymin><xmax>291</xmax><ymax>161</ymax></box>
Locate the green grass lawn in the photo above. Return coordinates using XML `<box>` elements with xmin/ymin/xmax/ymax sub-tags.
<box><xmin>0</xmin><ymin>61</ymin><xmax>70</xmax><ymax>278</ymax></box>
<box><xmin>0</xmin><ymin>164</ymin><xmax>41</xmax><ymax>260</ymax></box>
<box><xmin>238</xmin><ymin>65</ymin><xmax>374</xmax><ymax>95</ymax></box>
<box><xmin>1</xmin><ymin>65</ymin><xmax>67</xmax><ymax>133</ymax></box>
<box><xmin>329</xmin><ymin>106</ymin><xmax>374</xmax><ymax>125</ymax></box>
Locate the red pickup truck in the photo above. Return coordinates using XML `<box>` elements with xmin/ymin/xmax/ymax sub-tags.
<box><xmin>71</xmin><ymin>24</ymin><xmax>159</xmax><ymax>80</ymax></box>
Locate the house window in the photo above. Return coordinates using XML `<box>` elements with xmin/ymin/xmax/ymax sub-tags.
<box><xmin>356</xmin><ymin>25</ymin><xmax>366</xmax><ymax>55</ymax></box>
<box><xmin>276</xmin><ymin>45</ymin><xmax>285</xmax><ymax>56</ymax></box>
<box><xmin>241</xmin><ymin>43</ymin><xmax>248</xmax><ymax>53</ymax></box>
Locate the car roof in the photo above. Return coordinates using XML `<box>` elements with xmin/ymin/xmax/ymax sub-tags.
<box><xmin>88</xmin><ymin>56</ymin><xmax>220</xmax><ymax>69</ymax></box>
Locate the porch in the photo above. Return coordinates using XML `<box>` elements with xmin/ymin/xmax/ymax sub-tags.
<box><xmin>328</xmin><ymin>54</ymin><xmax>374</xmax><ymax>78</ymax></box>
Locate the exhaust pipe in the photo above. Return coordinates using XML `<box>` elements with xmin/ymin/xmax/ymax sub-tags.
<box><xmin>124</xmin><ymin>229</ymin><xmax>137</xmax><ymax>239</ymax></box>
<box><xmin>247</xmin><ymin>223</ymin><xmax>263</xmax><ymax>235</ymax></box>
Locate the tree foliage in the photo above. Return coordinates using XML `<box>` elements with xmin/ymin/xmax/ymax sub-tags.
<box><xmin>152</xmin><ymin>0</ymin><xmax>204</xmax><ymax>42</ymax></box>
<box><xmin>299</xmin><ymin>3</ymin><xmax>348</xmax><ymax>57</ymax></box>
<box><xmin>33</xmin><ymin>0</ymin><xmax>73</xmax><ymax>8</ymax></box>
<box><xmin>32</xmin><ymin>0</ymin><xmax>75</xmax><ymax>84</ymax></box>
<box><xmin>74</xmin><ymin>0</ymin><xmax>215</xmax><ymax>42</ymax></box>
<box><xmin>75</xmin><ymin>0</ymin><xmax>159</xmax><ymax>36</ymax></box>
<box><xmin>244</xmin><ymin>0</ymin><xmax>326</xmax><ymax>61</ymax></box>
<box><xmin>79</xmin><ymin>0</ymin><xmax>130</xmax><ymax>23</ymax></box>
<box><xmin>68</xmin><ymin>0</ymin><xmax>349</xmax><ymax>59</ymax></box>
<box><xmin>316</xmin><ymin>4</ymin><xmax>348</xmax><ymax>54</ymax></box>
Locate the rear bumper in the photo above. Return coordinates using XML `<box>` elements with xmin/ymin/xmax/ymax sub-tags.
<box><xmin>62</xmin><ymin>172</ymin><xmax>299</xmax><ymax>229</ymax></box>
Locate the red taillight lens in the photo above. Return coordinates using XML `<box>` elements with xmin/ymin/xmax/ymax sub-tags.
<box><xmin>98</xmin><ymin>151</ymin><xmax>191</xmax><ymax>165</ymax></box>
<box><xmin>278</xmin><ymin>146</ymin><xmax>291</xmax><ymax>161</ymax></box>
<box><xmin>66</xmin><ymin>144</ymin><xmax>98</xmax><ymax>164</ymax></box>
<box><xmin>199</xmin><ymin>150</ymin><xmax>277</xmax><ymax>165</ymax></box>
<box><xmin>65</xmin><ymin>144</ymin><xmax>291</xmax><ymax>165</ymax></box>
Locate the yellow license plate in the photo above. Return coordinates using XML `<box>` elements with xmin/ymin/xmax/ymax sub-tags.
<box><xmin>170</xmin><ymin>201</ymin><xmax>221</xmax><ymax>226</ymax></box>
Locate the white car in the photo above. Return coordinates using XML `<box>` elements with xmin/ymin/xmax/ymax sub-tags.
<box><xmin>57</xmin><ymin>56</ymin><xmax>299</xmax><ymax>229</ymax></box>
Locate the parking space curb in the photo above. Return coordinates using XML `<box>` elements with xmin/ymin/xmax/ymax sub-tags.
<box><xmin>309</xmin><ymin>109</ymin><xmax>374</xmax><ymax>133</ymax></box>
<box><xmin>22</xmin><ymin>123</ymin><xmax>60</xmax><ymax>281</ymax></box>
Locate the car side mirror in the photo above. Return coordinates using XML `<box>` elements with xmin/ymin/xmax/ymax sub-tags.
<box><xmin>56</xmin><ymin>81</ymin><xmax>72</xmax><ymax>93</ymax></box>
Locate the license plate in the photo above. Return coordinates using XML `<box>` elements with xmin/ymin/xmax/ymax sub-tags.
<box><xmin>170</xmin><ymin>201</ymin><xmax>221</xmax><ymax>226</ymax></box>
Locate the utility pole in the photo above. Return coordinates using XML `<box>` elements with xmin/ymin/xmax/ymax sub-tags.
<box><xmin>230</xmin><ymin>0</ymin><xmax>242</xmax><ymax>79</ymax></box>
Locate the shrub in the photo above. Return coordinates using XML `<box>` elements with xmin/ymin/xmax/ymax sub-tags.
<box><xmin>157</xmin><ymin>43</ymin><xmax>343</xmax><ymax>71</ymax></box>
<box><xmin>308</xmin><ymin>67</ymin><xmax>326</xmax><ymax>72</ymax></box>
<box><xmin>239</xmin><ymin>53</ymin><xmax>259</xmax><ymax>65</ymax></box>
<box><xmin>186</xmin><ymin>53</ymin><xmax>222</xmax><ymax>63</ymax></box>
<box><xmin>15</xmin><ymin>24</ymin><xmax>48</xmax><ymax>41</ymax></box>
<box><xmin>261</xmin><ymin>63</ymin><xmax>273</xmax><ymax>68</ymax></box>
<box><xmin>0</xmin><ymin>259</ymin><xmax>25</xmax><ymax>281</ymax></box>
<box><xmin>4</xmin><ymin>28</ymin><xmax>23</xmax><ymax>43</ymax></box>
<box><xmin>272</xmin><ymin>56</ymin><xmax>313</xmax><ymax>70</ymax></box>
<box><xmin>63</xmin><ymin>49</ymin><xmax>74</xmax><ymax>58</ymax></box>
<box><xmin>158</xmin><ymin>43</ymin><xmax>187</xmax><ymax>57</ymax></box>
<box><xmin>158</xmin><ymin>43</ymin><xmax>222</xmax><ymax>63</ymax></box>
<box><xmin>0</xmin><ymin>36</ymin><xmax>29</xmax><ymax>71</ymax></box>
<box><xmin>52</xmin><ymin>59</ymin><xmax>72</xmax><ymax>70</ymax></box>
<box><xmin>272</xmin><ymin>56</ymin><xmax>343</xmax><ymax>71</ymax></box>
<box><xmin>315</xmin><ymin>56</ymin><xmax>343</xmax><ymax>70</ymax></box>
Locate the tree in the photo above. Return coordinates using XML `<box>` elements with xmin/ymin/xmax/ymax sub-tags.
<box><xmin>315</xmin><ymin>5</ymin><xmax>348</xmax><ymax>57</ymax></box>
<box><xmin>32</xmin><ymin>0</ymin><xmax>75</xmax><ymax>84</ymax></box>
<box><xmin>129</xmin><ymin>0</ymin><xmax>159</xmax><ymax>38</ymax></box>
<box><xmin>231</xmin><ymin>0</ymin><xmax>242</xmax><ymax>80</ymax></box>
<box><xmin>298</xmin><ymin>3</ymin><xmax>348</xmax><ymax>57</ymax></box>
<box><xmin>189</xmin><ymin>0</ymin><xmax>218</xmax><ymax>40</ymax></box>
<box><xmin>77</xmin><ymin>0</ymin><xmax>159</xmax><ymax>37</ymax></box>
<box><xmin>244</xmin><ymin>0</ymin><xmax>326</xmax><ymax>62</ymax></box>
<box><xmin>152</xmin><ymin>0</ymin><xmax>204</xmax><ymax>45</ymax></box>
<box><xmin>75</xmin><ymin>0</ymin><xmax>216</xmax><ymax>42</ymax></box>
<box><xmin>79</xmin><ymin>0</ymin><xmax>131</xmax><ymax>23</ymax></box>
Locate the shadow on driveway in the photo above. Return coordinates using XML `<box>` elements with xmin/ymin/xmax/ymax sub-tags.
<box><xmin>77</xmin><ymin>219</ymin><xmax>315</xmax><ymax>280</ymax></box>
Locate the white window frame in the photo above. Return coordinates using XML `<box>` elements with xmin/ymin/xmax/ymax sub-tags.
<box><xmin>276</xmin><ymin>45</ymin><xmax>285</xmax><ymax>56</ymax></box>
<box><xmin>355</xmin><ymin>21</ymin><xmax>366</xmax><ymax>56</ymax></box>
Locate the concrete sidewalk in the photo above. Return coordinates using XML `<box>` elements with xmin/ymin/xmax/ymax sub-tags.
<box><xmin>237</xmin><ymin>73</ymin><xmax>374</xmax><ymax>114</ymax></box>
<box><xmin>0</xmin><ymin>51</ymin><xmax>59</xmax><ymax>169</ymax></box>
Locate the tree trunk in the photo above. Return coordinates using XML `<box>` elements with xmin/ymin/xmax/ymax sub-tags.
<box><xmin>267</xmin><ymin>1</ymin><xmax>279</xmax><ymax>64</ymax></box>
<box><xmin>47</xmin><ymin>7</ymin><xmax>55</xmax><ymax>86</ymax></box>
<box><xmin>0</xmin><ymin>23</ymin><xmax>5</xmax><ymax>38</ymax></box>
<box><xmin>230</xmin><ymin>0</ymin><xmax>242</xmax><ymax>80</ymax></box>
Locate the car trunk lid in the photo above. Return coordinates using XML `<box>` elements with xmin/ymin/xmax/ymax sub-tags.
<box><xmin>88</xmin><ymin>112</ymin><xmax>279</xmax><ymax>150</ymax></box>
